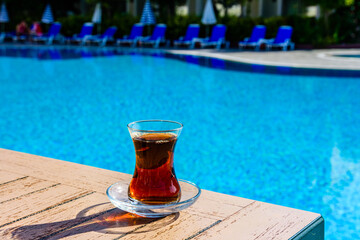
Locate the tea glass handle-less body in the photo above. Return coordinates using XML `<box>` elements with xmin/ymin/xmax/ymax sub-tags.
<box><xmin>127</xmin><ymin>120</ymin><xmax>183</xmax><ymax>205</ymax></box>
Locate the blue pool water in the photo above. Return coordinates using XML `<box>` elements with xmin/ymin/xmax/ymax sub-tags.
<box><xmin>335</xmin><ymin>54</ymin><xmax>360</xmax><ymax>58</ymax></box>
<box><xmin>0</xmin><ymin>46</ymin><xmax>359</xmax><ymax>239</ymax></box>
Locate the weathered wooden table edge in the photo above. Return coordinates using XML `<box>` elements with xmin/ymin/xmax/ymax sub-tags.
<box><xmin>0</xmin><ymin>148</ymin><xmax>324</xmax><ymax>239</ymax></box>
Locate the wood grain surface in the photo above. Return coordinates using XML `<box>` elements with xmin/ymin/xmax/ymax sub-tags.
<box><xmin>0</xmin><ymin>148</ymin><xmax>323</xmax><ymax>240</ymax></box>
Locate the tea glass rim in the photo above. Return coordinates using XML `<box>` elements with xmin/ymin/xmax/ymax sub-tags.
<box><xmin>127</xmin><ymin>119</ymin><xmax>183</xmax><ymax>133</ymax></box>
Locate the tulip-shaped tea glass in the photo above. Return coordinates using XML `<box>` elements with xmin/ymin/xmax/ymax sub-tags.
<box><xmin>127</xmin><ymin>120</ymin><xmax>183</xmax><ymax>205</ymax></box>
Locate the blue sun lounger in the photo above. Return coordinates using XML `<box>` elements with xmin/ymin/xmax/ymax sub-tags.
<box><xmin>67</xmin><ymin>22</ymin><xmax>94</xmax><ymax>45</ymax></box>
<box><xmin>0</xmin><ymin>33</ymin><xmax>5</xmax><ymax>42</ymax></box>
<box><xmin>117</xmin><ymin>24</ymin><xmax>144</xmax><ymax>47</ymax></box>
<box><xmin>238</xmin><ymin>25</ymin><xmax>266</xmax><ymax>51</ymax></box>
<box><xmin>198</xmin><ymin>24</ymin><xmax>228</xmax><ymax>49</ymax></box>
<box><xmin>174</xmin><ymin>24</ymin><xmax>200</xmax><ymax>49</ymax></box>
<box><xmin>0</xmin><ymin>32</ymin><xmax>17</xmax><ymax>43</ymax></box>
<box><xmin>139</xmin><ymin>24</ymin><xmax>167</xmax><ymax>48</ymax></box>
<box><xmin>6</xmin><ymin>32</ymin><xmax>27</xmax><ymax>42</ymax></box>
<box><xmin>87</xmin><ymin>26</ymin><xmax>117</xmax><ymax>46</ymax></box>
<box><xmin>32</xmin><ymin>22</ymin><xmax>63</xmax><ymax>45</ymax></box>
<box><xmin>266</xmin><ymin>26</ymin><xmax>295</xmax><ymax>51</ymax></box>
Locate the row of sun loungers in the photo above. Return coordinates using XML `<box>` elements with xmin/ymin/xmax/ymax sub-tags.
<box><xmin>239</xmin><ymin>25</ymin><xmax>294</xmax><ymax>51</ymax></box>
<box><xmin>0</xmin><ymin>22</ymin><xmax>295</xmax><ymax>51</ymax></box>
<box><xmin>0</xmin><ymin>22</ymin><xmax>64</xmax><ymax>44</ymax></box>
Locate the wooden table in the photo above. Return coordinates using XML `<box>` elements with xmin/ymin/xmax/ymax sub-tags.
<box><xmin>0</xmin><ymin>149</ymin><xmax>324</xmax><ymax>239</ymax></box>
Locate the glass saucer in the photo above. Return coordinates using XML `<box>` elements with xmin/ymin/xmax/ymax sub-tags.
<box><xmin>106</xmin><ymin>179</ymin><xmax>201</xmax><ymax>218</ymax></box>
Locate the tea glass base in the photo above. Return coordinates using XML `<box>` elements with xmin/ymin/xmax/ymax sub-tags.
<box><xmin>106</xmin><ymin>179</ymin><xmax>201</xmax><ymax>218</ymax></box>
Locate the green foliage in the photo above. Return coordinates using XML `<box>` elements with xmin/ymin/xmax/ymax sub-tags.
<box><xmin>158</xmin><ymin>15</ymin><xmax>201</xmax><ymax>40</ymax></box>
<box><xmin>153</xmin><ymin>0</ymin><xmax>187</xmax><ymax>18</ymax></box>
<box><xmin>302</xmin><ymin>0</ymin><xmax>346</xmax><ymax>10</ymax></box>
<box><xmin>85</xmin><ymin>0</ymin><xmax>127</xmax><ymax>19</ymax></box>
<box><xmin>214</xmin><ymin>0</ymin><xmax>242</xmax><ymax>16</ymax></box>
<box><xmin>288</xmin><ymin>16</ymin><xmax>325</xmax><ymax>46</ymax></box>
<box><xmin>345</xmin><ymin>0</ymin><xmax>354</xmax><ymax>5</ymax></box>
<box><xmin>217</xmin><ymin>17</ymin><xmax>261</xmax><ymax>43</ymax></box>
<box><xmin>103</xmin><ymin>13</ymin><xmax>139</xmax><ymax>37</ymax></box>
<box><xmin>57</xmin><ymin>15</ymin><xmax>90</xmax><ymax>36</ymax></box>
<box><xmin>262</xmin><ymin>17</ymin><xmax>288</xmax><ymax>38</ymax></box>
<box><xmin>57</xmin><ymin>13</ymin><xmax>138</xmax><ymax>37</ymax></box>
<box><xmin>329</xmin><ymin>4</ymin><xmax>360</xmax><ymax>43</ymax></box>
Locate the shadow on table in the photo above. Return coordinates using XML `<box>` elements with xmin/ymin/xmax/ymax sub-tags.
<box><xmin>5</xmin><ymin>203</ymin><xmax>179</xmax><ymax>239</ymax></box>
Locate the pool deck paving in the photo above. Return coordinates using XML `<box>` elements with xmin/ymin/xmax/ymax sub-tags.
<box><xmin>0</xmin><ymin>148</ymin><xmax>324</xmax><ymax>239</ymax></box>
<box><xmin>167</xmin><ymin>48</ymin><xmax>360</xmax><ymax>70</ymax></box>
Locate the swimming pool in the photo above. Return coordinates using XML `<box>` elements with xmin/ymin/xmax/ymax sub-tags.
<box><xmin>0</xmin><ymin>46</ymin><xmax>359</xmax><ymax>239</ymax></box>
